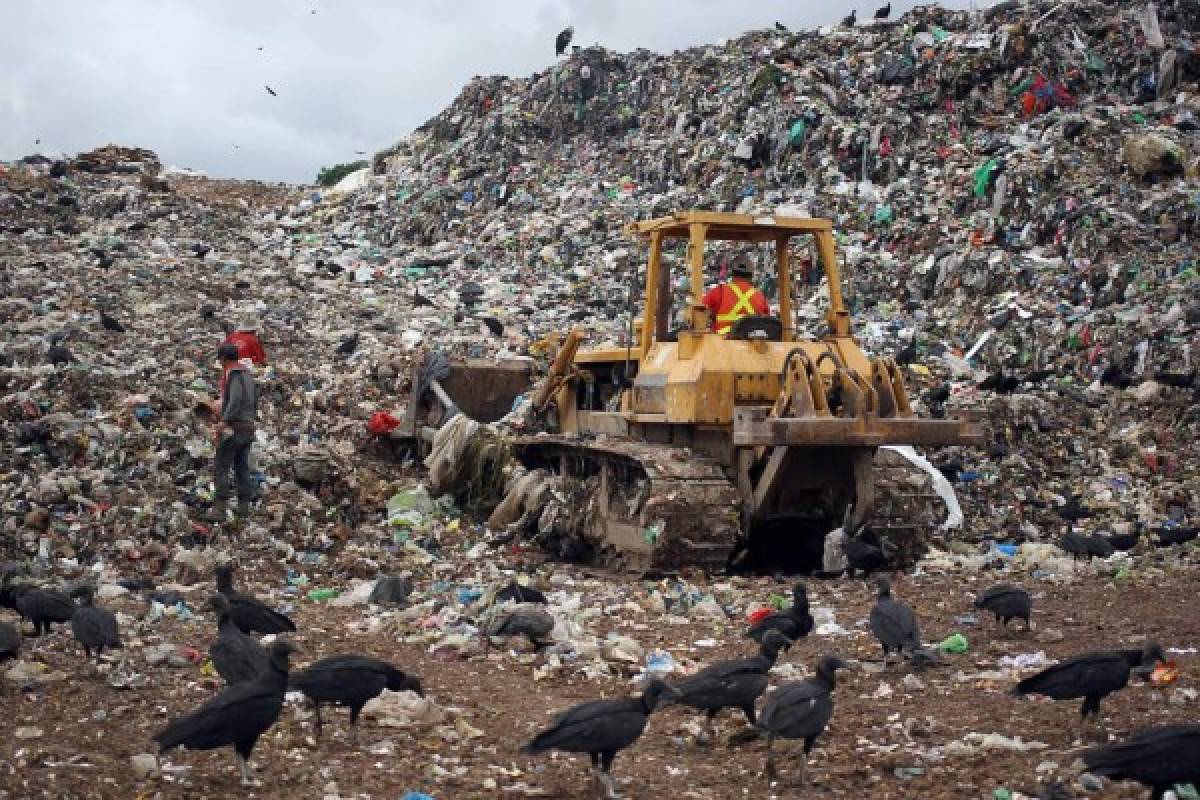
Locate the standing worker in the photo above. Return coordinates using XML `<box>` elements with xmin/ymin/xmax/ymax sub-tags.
<box><xmin>222</xmin><ymin>314</ymin><xmax>267</xmax><ymax>366</ymax></box>
<box><xmin>703</xmin><ymin>255</ymin><xmax>769</xmax><ymax>334</ymax></box>
<box><xmin>210</xmin><ymin>343</ymin><xmax>259</xmax><ymax>520</ymax></box>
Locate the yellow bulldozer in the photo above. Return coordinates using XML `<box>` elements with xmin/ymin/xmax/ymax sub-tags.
<box><xmin>401</xmin><ymin>212</ymin><xmax>981</xmax><ymax>572</ymax></box>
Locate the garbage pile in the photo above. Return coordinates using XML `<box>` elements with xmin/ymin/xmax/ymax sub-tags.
<box><xmin>1</xmin><ymin>0</ymin><xmax>1198</xmax><ymax>575</ymax></box>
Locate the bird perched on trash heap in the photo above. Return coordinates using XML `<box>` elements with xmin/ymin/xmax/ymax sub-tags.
<box><xmin>154</xmin><ymin>640</ymin><xmax>295</xmax><ymax>787</ymax></box>
<box><xmin>555</xmin><ymin>26</ymin><xmax>574</xmax><ymax>57</ymax></box>
<box><xmin>495</xmin><ymin>580</ymin><xmax>547</xmax><ymax>605</ymax></box>
<box><xmin>1012</xmin><ymin>640</ymin><xmax>1166</xmax><ymax>736</ymax></box>
<box><xmin>335</xmin><ymin>331</ymin><xmax>359</xmax><ymax>356</ymax></box>
<box><xmin>289</xmin><ymin>654</ymin><xmax>423</xmax><ymax>742</ymax></box>
<box><xmin>842</xmin><ymin>9</ymin><xmax>857</xmax><ymax>27</ymax></box>
<box><xmin>522</xmin><ymin>678</ymin><xmax>680</xmax><ymax>800</ymax></box>
<box><xmin>973</xmin><ymin>583</ymin><xmax>1032</xmax><ymax>632</ymax></box>
<box><xmin>69</xmin><ymin>584</ymin><xmax>121</xmax><ymax>667</ymax></box>
<box><xmin>757</xmin><ymin>654</ymin><xmax>850</xmax><ymax>785</ymax></box>
<box><xmin>869</xmin><ymin>575</ymin><xmax>921</xmax><ymax>667</ymax></box>
<box><xmin>207</xmin><ymin>594</ymin><xmax>269</xmax><ymax>686</ymax></box>
<box><xmin>673</xmin><ymin>630</ymin><xmax>792</xmax><ymax>745</ymax></box>
<box><xmin>746</xmin><ymin>581</ymin><xmax>813</xmax><ymax>647</ymax></box>
<box><xmin>214</xmin><ymin>564</ymin><xmax>296</xmax><ymax>635</ymax></box>
<box><xmin>874</xmin><ymin>2</ymin><xmax>891</xmax><ymax>19</ymax></box>
<box><xmin>1083</xmin><ymin>723</ymin><xmax>1200</xmax><ymax>799</ymax></box>
<box><xmin>98</xmin><ymin>310</ymin><xmax>125</xmax><ymax>333</ymax></box>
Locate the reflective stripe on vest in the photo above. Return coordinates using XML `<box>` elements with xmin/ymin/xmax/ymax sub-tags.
<box><xmin>715</xmin><ymin>282</ymin><xmax>762</xmax><ymax>334</ymax></box>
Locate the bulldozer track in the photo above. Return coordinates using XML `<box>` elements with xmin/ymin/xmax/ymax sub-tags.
<box><xmin>512</xmin><ymin>435</ymin><xmax>740</xmax><ymax>572</ymax></box>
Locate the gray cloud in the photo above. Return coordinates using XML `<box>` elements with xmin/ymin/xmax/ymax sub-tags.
<box><xmin>1</xmin><ymin>0</ymin><xmax>966</xmax><ymax>183</ymax></box>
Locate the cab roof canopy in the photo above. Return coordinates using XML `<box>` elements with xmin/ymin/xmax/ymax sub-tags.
<box><xmin>625</xmin><ymin>211</ymin><xmax>832</xmax><ymax>242</ymax></box>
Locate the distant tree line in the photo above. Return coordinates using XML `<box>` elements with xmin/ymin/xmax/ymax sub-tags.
<box><xmin>315</xmin><ymin>160</ymin><xmax>368</xmax><ymax>187</ymax></box>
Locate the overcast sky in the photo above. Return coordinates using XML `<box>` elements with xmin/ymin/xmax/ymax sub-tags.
<box><xmin>2</xmin><ymin>0</ymin><xmax>968</xmax><ymax>185</ymax></box>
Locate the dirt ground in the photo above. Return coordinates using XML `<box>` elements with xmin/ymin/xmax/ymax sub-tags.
<box><xmin>2</xmin><ymin>554</ymin><xmax>1197</xmax><ymax>800</ymax></box>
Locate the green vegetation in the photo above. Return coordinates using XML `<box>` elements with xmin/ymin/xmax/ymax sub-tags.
<box><xmin>315</xmin><ymin>160</ymin><xmax>368</xmax><ymax>187</ymax></box>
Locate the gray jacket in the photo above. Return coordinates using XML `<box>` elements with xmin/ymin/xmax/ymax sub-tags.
<box><xmin>220</xmin><ymin>365</ymin><xmax>258</xmax><ymax>425</ymax></box>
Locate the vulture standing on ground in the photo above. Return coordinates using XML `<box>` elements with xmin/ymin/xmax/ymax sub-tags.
<box><xmin>869</xmin><ymin>576</ymin><xmax>921</xmax><ymax>666</ymax></box>
<box><xmin>14</xmin><ymin>585</ymin><xmax>76</xmax><ymax>637</ymax></box>
<box><xmin>1013</xmin><ymin>641</ymin><xmax>1166</xmax><ymax>734</ymax></box>
<box><xmin>974</xmin><ymin>584</ymin><xmax>1032</xmax><ymax>631</ymax></box>
<box><xmin>746</xmin><ymin>581</ymin><xmax>813</xmax><ymax>646</ymax></box>
<box><xmin>154</xmin><ymin>640</ymin><xmax>295</xmax><ymax>786</ymax></box>
<box><xmin>1083</xmin><ymin>724</ymin><xmax>1200</xmax><ymax>799</ymax></box>
<box><xmin>673</xmin><ymin>630</ymin><xmax>792</xmax><ymax>743</ymax></box>
<box><xmin>758</xmin><ymin>655</ymin><xmax>850</xmax><ymax>785</ymax></box>
<box><xmin>69</xmin><ymin>585</ymin><xmax>121</xmax><ymax>664</ymax></box>
<box><xmin>207</xmin><ymin>594</ymin><xmax>269</xmax><ymax>686</ymax></box>
<box><xmin>484</xmin><ymin>607</ymin><xmax>555</xmax><ymax>651</ymax></box>
<box><xmin>214</xmin><ymin>565</ymin><xmax>296</xmax><ymax>635</ymax></box>
<box><xmin>522</xmin><ymin>679</ymin><xmax>680</xmax><ymax>800</ymax></box>
<box><xmin>289</xmin><ymin>654</ymin><xmax>423</xmax><ymax>742</ymax></box>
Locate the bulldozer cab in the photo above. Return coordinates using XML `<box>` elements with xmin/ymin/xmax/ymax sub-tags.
<box><xmin>628</xmin><ymin>211</ymin><xmax>850</xmax><ymax>356</ymax></box>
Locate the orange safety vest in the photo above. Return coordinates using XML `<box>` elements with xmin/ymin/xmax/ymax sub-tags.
<box><xmin>714</xmin><ymin>282</ymin><xmax>764</xmax><ymax>334</ymax></box>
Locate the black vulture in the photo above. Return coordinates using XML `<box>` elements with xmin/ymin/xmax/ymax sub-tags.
<box><xmin>874</xmin><ymin>2</ymin><xmax>891</xmax><ymax>19</ymax></box>
<box><xmin>289</xmin><ymin>654</ymin><xmax>422</xmax><ymax>742</ymax></box>
<box><xmin>1106</xmin><ymin>530</ymin><xmax>1141</xmax><ymax>552</ymax></box>
<box><xmin>843</xmin><ymin>529</ymin><xmax>890</xmax><ymax>578</ymax></box>
<box><xmin>214</xmin><ymin>565</ymin><xmax>296</xmax><ymax>635</ymax></box>
<box><xmin>673</xmin><ymin>630</ymin><xmax>792</xmax><ymax>744</ymax></box>
<box><xmin>264</xmin><ymin>85</ymin><xmax>277</xmax><ymax>97</ymax></box>
<box><xmin>0</xmin><ymin>621</ymin><xmax>19</xmax><ymax>664</ymax></box>
<box><xmin>13</xmin><ymin>585</ymin><xmax>75</xmax><ymax>637</ymax></box>
<box><xmin>99</xmin><ymin>311</ymin><xmax>125</xmax><ymax>333</ymax></box>
<box><xmin>758</xmin><ymin>655</ymin><xmax>849</xmax><ymax>785</ymax></box>
<box><xmin>894</xmin><ymin>331</ymin><xmax>917</xmax><ymax>365</ymax></box>
<box><xmin>412</xmin><ymin>290</ymin><xmax>435</xmax><ymax>308</ymax></box>
<box><xmin>1152</xmin><ymin>369</ymin><xmax>1195</xmax><ymax>389</ymax></box>
<box><xmin>522</xmin><ymin>679</ymin><xmax>679</xmax><ymax>800</ymax></box>
<box><xmin>495</xmin><ymin>581</ymin><xmax>546</xmax><ymax>605</ymax></box>
<box><xmin>207</xmin><ymin>595</ymin><xmax>269</xmax><ymax>686</ymax></box>
<box><xmin>746</xmin><ymin>582</ymin><xmax>813</xmax><ymax>647</ymax></box>
<box><xmin>1083</xmin><ymin>723</ymin><xmax>1200</xmax><ymax>799</ymax></box>
<box><xmin>335</xmin><ymin>331</ymin><xmax>359</xmax><ymax>355</ymax></box>
<box><xmin>47</xmin><ymin>344</ymin><xmax>74</xmax><ymax>366</ymax></box>
<box><xmin>154</xmin><ymin>640</ymin><xmax>295</xmax><ymax>786</ymax></box>
<box><xmin>555</xmin><ymin>26</ymin><xmax>574</xmax><ymax>57</ymax></box>
<box><xmin>484</xmin><ymin>607</ymin><xmax>555</xmax><ymax>651</ymax></box>
<box><xmin>1100</xmin><ymin>363</ymin><xmax>1133</xmax><ymax>389</ymax></box>
<box><xmin>480</xmin><ymin>316</ymin><xmax>504</xmax><ymax>336</ymax></box>
<box><xmin>69</xmin><ymin>585</ymin><xmax>121</xmax><ymax>664</ymax></box>
<box><xmin>842</xmin><ymin>9</ymin><xmax>857</xmax><ymax>27</ymax></box>
<box><xmin>1154</xmin><ymin>526</ymin><xmax>1200</xmax><ymax>547</ymax></box>
<box><xmin>868</xmin><ymin>576</ymin><xmax>920</xmax><ymax>666</ymax></box>
<box><xmin>1013</xmin><ymin>641</ymin><xmax>1166</xmax><ymax>734</ymax></box>
<box><xmin>973</xmin><ymin>583</ymin><xmax>1032</xmax><ymax>631</ymax></box>
<box><xmin>1060</xmin><ymin>530</ymin><xmax>1112</xmax><ymax>559</ymax></box>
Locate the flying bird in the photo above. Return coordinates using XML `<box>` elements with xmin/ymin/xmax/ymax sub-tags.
<box><xmin>746</xmin><ymin>581</ymin><xmax>813</xmax><ymax>646</ymax></box>
<box><xmin>153</xmin><ymin>640</ymin><xmax>295</xmax><ymax>786</ymax></box>
<box><xmin>214</xmin><ymin>564</ymin><xmax>296</xmax><ymax>635</ymax></box>
<box><xmin>869</xmin><ymin>576</ymin><xmax>921</xmax><ymax>667</ymax></box>
<box><xmin>555</xmin><ymin>26</ymin><xmax>574</xmax><ymax>57</ymax></box>
<box><xmin>758</xmin><ymin>655</ymin><xmax>849</xmax><ymax>785</ymax></box>
<box><xmin>69</xmin><ymin>585</ymin><xmax>122</xmax><ymax>666</ymax></box>
<box><xmin>1013</xmin><ymin>641</ymin><xmax>1166</xmax><ymax>736</ymax></box>
<box><xmin>974</xmin><ymin>584</ymin><xmax>1032</xmax><ymax>632</ymax></box>
<box><xmin>264</xmin><ymin>85</ymin><xmax>277</xmax><ymax>97</ymax></box>
<box><xmin>1083</xmin><ymin>724</ymin><xmax>1200</xmax><ymax>799</ymax></box>
<box><xmin>673</xmin><ymin>630</ymin><xmax>792</xmax><ymax>744</ymax></box>
<box><xmin>522</xmin><ymin>679</ymin><xmax>679</xmax><ymax>800</ymax></box>
<box><xmin>289</xmin><ymin>654</ymin><xmax>422</xmax><ymax>742</ymax></box>
<box><xmin>207</xmin><ymin>594</ymin><xmax>269</xmax><ymax>686</ymax></box>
